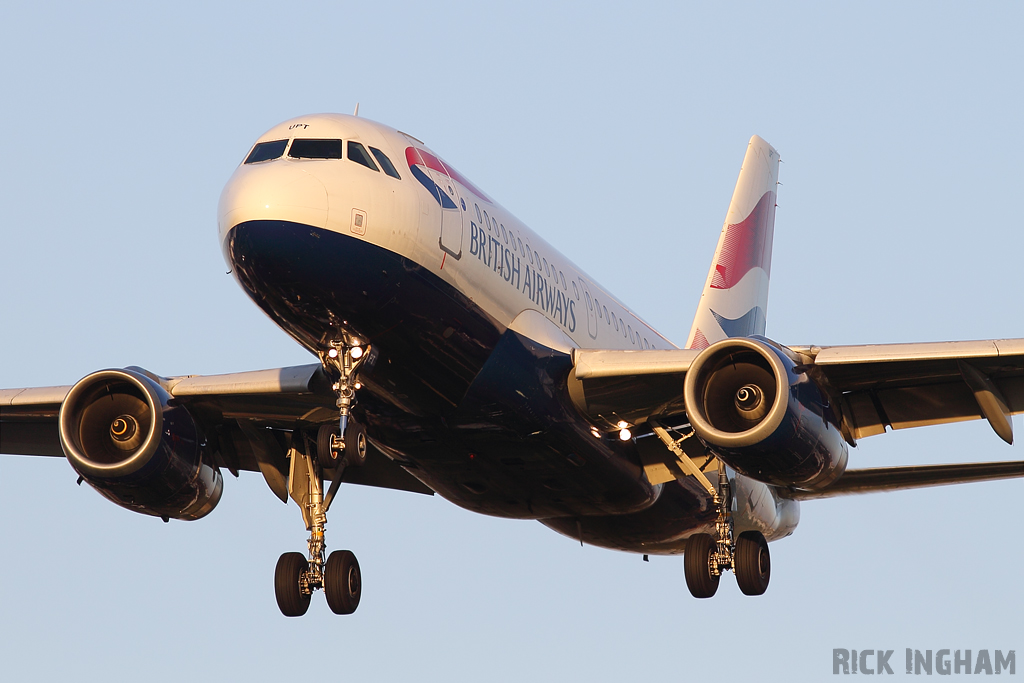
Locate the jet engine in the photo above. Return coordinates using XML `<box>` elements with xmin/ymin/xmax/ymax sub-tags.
<box><xmin>683</xmin><ymin>338</ymin><xmax>848</xmax><ymax>489</ymax></box>
<box><xmin>58</xmin><ymin>368</ymin><xmax>223</xmax><ymax>520</ymax></box>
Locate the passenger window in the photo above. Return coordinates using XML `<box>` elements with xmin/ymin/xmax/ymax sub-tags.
<box><xmin>526</xmin><ymin>245</ymin><xmax>534</xmax><ymax>264</ymax></box>
<box><xmin>347</xmin><ymin>142</ymin><xmax>379</xmax><ymax>170</ymax></box>
<box><xmin>596</xmin><ymin>299</ymin><xmax>602</xmax><ymax>318</ymax></box>
<box><xmin>613</xmin><ymin>315</ymin><xmax>619</xmax><ymax>331</ymax></box>
<box><xmin>572</xmin><ymin>282</ymin><xmax>579</xmax><ymax>299</ymax></box>
<box><xmin>491</xmin><ymin>217</ymin><xmax>499</xmax><ymax>234</ymax></box>
<box><xmin>369</xmin><ymin>147</ymin><xmax>401</xmax><ymax>178</ymax></box>
<box><xmin>483</xmin><ymin>210</ymin><xmax>491</xmax><ymax>231</ymax></box>
<box><xmin>628</xmin><ymin>325</ymin><xmax>634</xmax><ymax>343</ymax></box>
<box><xmin>289</xmin><ymin>139</ymin><xmax>344</xmax><ymax>159</ymax></box>
<box><xmin>603</xmin><ymin>305</ymin><xmax>609</xmax><ymax>322</ymax></box>
<box><xmin>534</xmin><ymin>251</ymin><xmax>540</xmax><ymax>267</ymax></box>
<box><xmin>475</xmin><ymin>204</ymin><xmax>482</xmax><ymax>222</ymax></box>
<box><xmin>244</xmin><ymin>139</ymin><xmax>288</xmax><ymax>164</ymax></box>
<box><xmin>542</xmin><ymin>258</ymin><xmax>548</xmax><ymax>276</ymax></box>
<box><xmin>644</xmin><ymin>338</ymin><xmax>650</xmax><ymax>349</ymax></box>
<box><xmin>559</xmin><ymin>271</ymin><xmax>566</xmax><ymax>289</ymax></box>
<box><xmin>500</xmin><ymin>224</ymin><xmax>508</xmax><ymax>243</ymax></box>
<box><xmin>620</xmin><ymin>319</ymin><xmax>625</xmax><ymax>336</ymax></box>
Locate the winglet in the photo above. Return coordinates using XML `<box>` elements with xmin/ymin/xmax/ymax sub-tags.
<box><xmin>687</xmin><ymin>136</ymin><xmax>780</xmax><ymax>349</ymax></box>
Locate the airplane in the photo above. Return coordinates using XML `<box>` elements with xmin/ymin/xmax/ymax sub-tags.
<box><xmin>2</xmin><ymin>113</ymin><xmax>1022</xmax><ymax>617</ymax></box>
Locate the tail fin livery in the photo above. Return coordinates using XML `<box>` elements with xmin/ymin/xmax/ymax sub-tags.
<box><xmin>686</xmin><ymin>135</ymin><xmax>780</xmax><ymax>349</ymax></box>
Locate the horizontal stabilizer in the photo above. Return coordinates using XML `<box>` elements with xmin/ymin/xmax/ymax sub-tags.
<box><xmin>785</xmin><ymin>460</ymin><xmax>1024</xmax><ymax>500</ymax></box>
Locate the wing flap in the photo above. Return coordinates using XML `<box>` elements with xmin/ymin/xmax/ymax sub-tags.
<box><xmin>786</xmin><ymin>460</ymin><xmax>1024</xmax><ymax>500</ymax></box>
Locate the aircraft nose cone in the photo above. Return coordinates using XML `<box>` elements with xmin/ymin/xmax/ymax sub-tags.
<box><xmin>218</xmin><ymin>164</ymin><xmax>329</xmax><ymax>241</ymax></box>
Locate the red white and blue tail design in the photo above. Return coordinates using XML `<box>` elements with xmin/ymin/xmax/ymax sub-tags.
<box><xmin>686</xmin><ymin>135</ymin><xmax>780</xmax><ymax>349</ymax></box>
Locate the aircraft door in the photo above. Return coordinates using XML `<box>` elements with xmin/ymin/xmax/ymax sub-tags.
<box><xmin>425</xmin><ymin>165</ymin><xmax>463</xmax><ymax>259</ymax></box>
<box><xmin>578</xmin><ymin>278</ymin><xmax>599</xmax><ymax>340</ymax></box>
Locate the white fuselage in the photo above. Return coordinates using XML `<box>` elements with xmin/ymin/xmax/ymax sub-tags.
<box><xmin>219</xmin><ymin>114</ymin><xmax>673</xmax><ymax>354</ymax></box>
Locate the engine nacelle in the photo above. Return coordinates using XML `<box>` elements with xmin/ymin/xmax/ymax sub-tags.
<box><xmin>58</xmin><ymin>368</ymin><xmax>223</xmax><ymax>520</ymax></box>
<box><xmin>683</xmin><ymin>338</ymin><xmax>848</xmax><ymax>489</ymax></box>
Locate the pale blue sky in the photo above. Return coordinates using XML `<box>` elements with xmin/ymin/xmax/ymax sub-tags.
<box><xmin>1</xmin><ymin>2</ymin><xmax>1021</xmax><ymax>680</ymax></box>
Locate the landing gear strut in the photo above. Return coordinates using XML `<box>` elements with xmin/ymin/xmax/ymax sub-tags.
<box><xmin>274</xmin><ymin>338</ymin><xmax>369</xmax><ymax>617</ymax></box>
<box><xmin>650</xmin><ymin>422</ymin><xmax>770</xmax><ymax>598</ymax></box>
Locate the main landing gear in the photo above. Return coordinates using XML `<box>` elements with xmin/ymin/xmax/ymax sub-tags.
<box><xmin>682</xmin><ymin>466</ymin><xmax>771</xmax><ymax>598</ymax></box>
<box><xmin>274</xmin><ymin>339</ymin><xmax>369</xmax><ymax>617</ymax></box>
<box><xmin>649</xmin><ymin>422</ymin><xmax>770</xmax><ymax>598</ymax></box>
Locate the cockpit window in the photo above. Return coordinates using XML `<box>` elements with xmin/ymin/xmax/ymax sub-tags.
<box><xmin>347</xmin><ymin>142</ymin><xmax>379</xmax><ymax>171</ymax></box>
<box><xmin>369</xmin><ymin>147</ymin><xmax>401</xmax><ymax>179</ymax></box>
<box><xmin>289</xmin><ymin>139</ymin><xmax>344</xmax><ymax>159</ymax></box>
<box><xmin>244</xmin><ymin>139</ymin><xmax>288</xmax><ymax>164</ymax></box>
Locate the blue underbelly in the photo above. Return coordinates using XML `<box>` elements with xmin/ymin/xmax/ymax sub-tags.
<box><xmin>226</xmin><ymin>220</ymin><xmax>711</xmax><ymax>550</ymax></box>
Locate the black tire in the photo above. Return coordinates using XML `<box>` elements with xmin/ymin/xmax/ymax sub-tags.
<box><xmin>275</xmin><ymin>552</ymin><xmax>311</xmax><ymax>617</ymax></box>
<box><xmin>324</xmin><ymin>550</ymin><xmax>361</xmax><ymax>615</ymax></box>
<box><xmin>684</xmin><ymin>533</ymin><xmax>720</xmax><ymax>598</ymax></box>
<box><xmin>345</xmin><ymin>423</ymin><xmax>368</xmax><ymax>467</ymax></box>
<box><xmin>735</xmin><ymin>531</ymin><xmax>771</xmax><ymax>596</ymax></box>
<box><xmin>317</xmin><ymin>424</ymin><xmax>340</xmax><ymax>469</ymax></box>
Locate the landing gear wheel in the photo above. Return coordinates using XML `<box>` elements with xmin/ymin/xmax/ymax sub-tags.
<box><xmin>275</xmin><ymin>552</ymin><xmax>311</xmax><ymax>617</ymax></box>
<box><xmin>684</xmin><ymin>533</ymin><xmax>720</xmax><ymax>598</ymax></box>
<box><xmin>324</xmin><ymin>550</ymin><xmax>361</xmax><ymax>615</ymax></box>
<box><xmin>345</xmin><ymin>423</ymin><xmax>368</xmax><ymax>467</ymax></box>
<box><xmin>735</xmin><ymin>531</ymin><xmax>770</xmax><ymax>596</ymax></box>
<box><xmin>317</xmin><ymin>424</ymin><xmax>340</xmax><ymax>469</ymax></box>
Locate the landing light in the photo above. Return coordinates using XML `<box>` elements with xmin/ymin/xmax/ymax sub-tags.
<box><xmin>351</xmin><ymin>346</ymin><xmax>364</xmax><ymax>359</ymax></box>
<box><xmin>327</xmin><ymin>348</ymin><xmax>339</xmax><ymax>359</ymax></box>
<box><xmin>617</xmin><ymin>420</ymin><xmax>629</xmax><ymax>429</ymax></box>
<box><xmin>618</xmin><ymin>429</ymin><xmax>632</xmax><ymax>441</ymax></box>
<box><xmin>590</xmin><ymin>427</ymin><xmax>601</xmax><ymax>438</ymax></box>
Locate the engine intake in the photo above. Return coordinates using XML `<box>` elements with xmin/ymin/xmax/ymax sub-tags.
<box><xmin>59</xmin><ymin>368</ymin><xmax>222</xmax><ymax>520</ymax></box>
<box><xmin>683</xmin><ymin>338</ymin><xmax>847</xmax><ymax>489</ymax></box>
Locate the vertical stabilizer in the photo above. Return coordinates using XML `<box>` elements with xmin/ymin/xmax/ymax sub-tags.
<box><xmin>686</xmin><ymin>136</ymin><xmax>780</xmax><ymax>349</ymax></box>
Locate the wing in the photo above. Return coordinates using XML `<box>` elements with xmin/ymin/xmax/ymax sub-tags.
<box><xmin>568</xmin><ymin>339</ymin><xmax>1024</xmax><ymax>495</ymax></box>
<box><xmin>791</xmin><ymin>339</ymin><xmax>1024</xmax><ymax>444</ymax></box>
<box><xmin>0</xmin><ymin>364</ymin><xmax>433</xmax><ymax>497</ymax></box>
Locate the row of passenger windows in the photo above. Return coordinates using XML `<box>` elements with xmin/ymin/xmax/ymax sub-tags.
<box><xmin>243</xmin><ymin>139</ymin><xmax>402</xmax><ymax>179</ymax></box>
<box><xmin>484</xmin><ymin>195</ymin><xmax>656</xmax><ymax>349</ymax></box>
<box><xmin>470</xmin><ymin>201</ymin><xmax>653</xmax><ymax>349</ymax></box>
<box><xmin>586</xmin><ymin>289</ymin><xmax>653</xmax><ymax>348</ymax></box>
<box><xmin>473</xmin><ymin>203</ymin><xmax>570</xmax><ymax>291</ymax></box>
